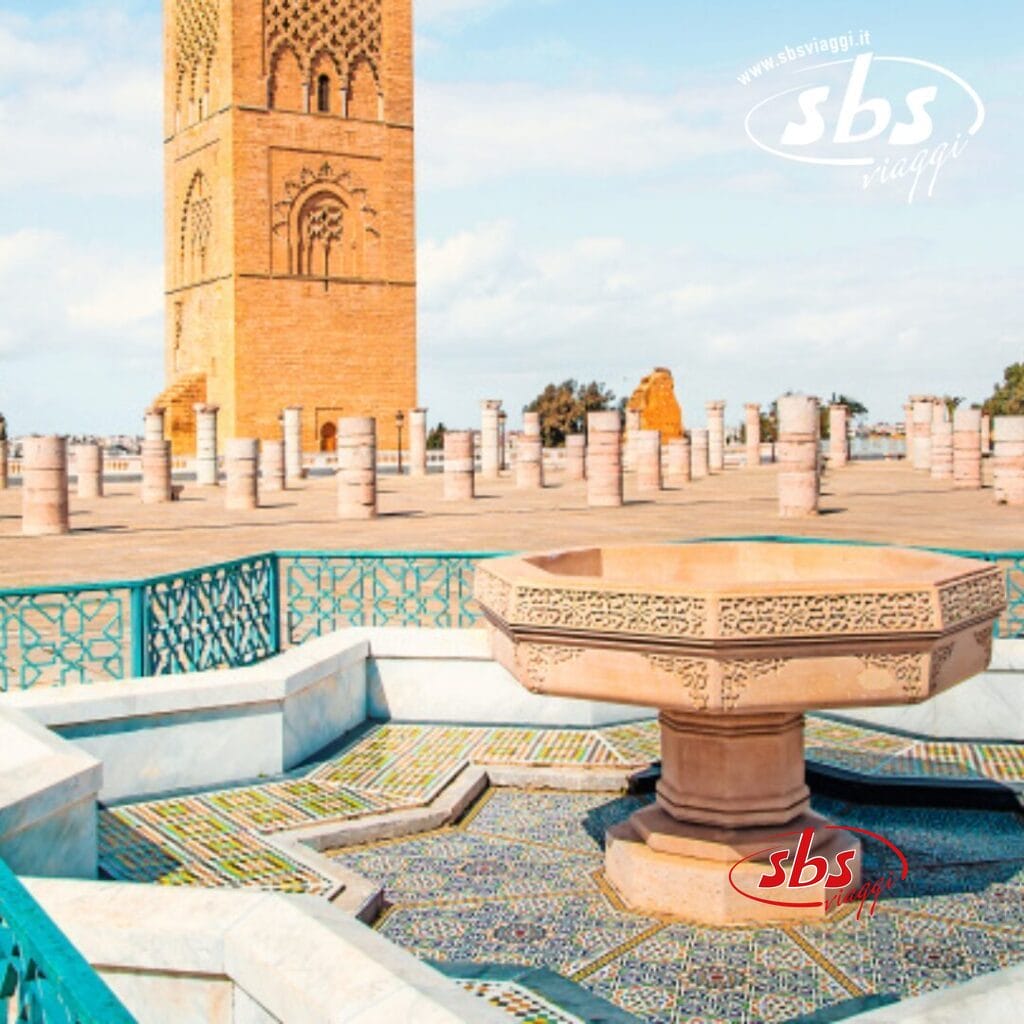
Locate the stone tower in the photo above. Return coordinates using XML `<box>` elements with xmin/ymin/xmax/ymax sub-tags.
<box><xmin>159</xmin><ymin>0</ymin><xmax>416</xmax><ymax>453</ymax></box>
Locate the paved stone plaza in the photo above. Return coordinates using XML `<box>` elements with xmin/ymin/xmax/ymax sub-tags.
<box><xmin>0</xmin><ymin>460</ymin><xmax>1019</xmax><ymax>587</ymax></box>
<box><xmin>97</xmin><ymin>717</ymin><xmax>1024</xmax><ymax>1023</ymax></box>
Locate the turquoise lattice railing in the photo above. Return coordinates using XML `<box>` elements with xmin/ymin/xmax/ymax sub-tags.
<box><xmin>0</xmin><ymin>858</ymin><xmax>135</xmax><ymax>1023</ymax></box>
<box><xmin>1</xmin><ymin>543</ymin><xmax>1022</xmax><ymax>689</ymax></box>
<box><xmin>281</xmin><ymin>550</ymin><xmax>501</xmax><ymax>644</ymax></box>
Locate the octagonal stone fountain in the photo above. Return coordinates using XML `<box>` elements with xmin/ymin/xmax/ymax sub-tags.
<box><xmin>473</xmin><ymin>542</ymin><xmax>1004</xmax><ymax>924</ymax></box>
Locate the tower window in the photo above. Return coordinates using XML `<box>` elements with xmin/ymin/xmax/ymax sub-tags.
<box><xmin>317</xmin><ymin>74</ymin><xmax>331</xmax><ymax>113</ymax></box>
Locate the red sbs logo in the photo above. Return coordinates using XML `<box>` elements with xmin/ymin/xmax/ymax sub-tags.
<box><xmin>728</xmin><ymin>824</ymin><xmax>909</xmax><ymax>920</ymax></box>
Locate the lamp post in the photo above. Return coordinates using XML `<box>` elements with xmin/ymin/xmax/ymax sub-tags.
<box><xmin>498</xmin><ymin>409</ymin><xmax>507</xmax><ymax>471</ymax></box>
<box><xmin>395</xmin><ymin>410</ymin><xmax>405</xmax><ymax>475</ymax></box>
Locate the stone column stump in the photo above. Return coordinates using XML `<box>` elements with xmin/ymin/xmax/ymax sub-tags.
<box><xmin>777</xmin><ymin>394</ymin><xmax>820</xmax><ymax>518</ymax></box>
<box><xmin>193</xmin><ymin>404</ymin><xmax>220</xmax><ymax>486</ymax></box>
<box><xmin>829</xmin><ymin>405</ymin><xmax>849</xmax><ymax>469</ymax></box>
<box><xmin>517</xmin><ymin>412</ymin><xmax>544</xmax><ymax>489</ymax></box>
<box><xmin>667</xmin><ymin>436</ymin><xmax>691</xmax><ymax>486</ymax></box>
<box><xmin>635</xmin><ymin>430</ymin><xmax>663</xmax><ymax>493</ymax></box>
<box><xmin>409</xmin><ymin>408</ymin><xmax>428</xmax><ymax>478</ymax></box>
<box><xmin>691</xmin><ymin>429</ymin><xmax>709</xmax><ymax>480</ymax></box>
<box><xmin>337</xmin><ymin>417</ymin><xmax>378</xmax><ymax>519</ymax></box>
<box><xmin>707</xmin><ymin>401</ymin><xmax>726</xmax><ymax>472</ymax></box>
<box><xmin>283</xmin><ymin>406</ymin><xmax>304</xmax><ymax>484</ymax></box>
<box><xmin>744</xmin><ymin>404</ymin><xmax>761</xmax><ymax>468</ymax></box>
<box><xmin>261</xmin><ymin>440</ymin><xmax>286</xmax><ymax>494</ymax></box>
<box><xmin>953</xmin><ymin>407</ymin><xmax>982</xmax><ymax>490</ymax></box>
<box><xmin>586</xmin><ymin>411</ymin><xmax>623</xmax><ymax>507</ymax></box>
<box><xmin>480</xmin><ymin>401</ymin><xmax>503</xmax><ymax>480</ymax></box>
<box><xmin>930</xmin><ymin>404</ymin><xmax>954</xmax><ymax>481</ymax></box>
<box><xmin>73</xmin><ymin>443</ymin><xmax>103</xmax><ymax>499</ymax></box>
<box><xmin>564</xmin><ymin>434</ymin><xmax>586</xmax><ymax>481</ymax></box>
<box><xmin>444</xmin><ymin>431</ymin><xmax>475</xmax><ymax>501</ymax></box>
<box><xmin>993</xmin><ymin>416</ymin><xmax>1024</xmax><ymax>505</ymax></box>
<box><xmin>225</xmin><ymin>439</ymin><xmax>259</xmax><ymax>511</ymax></box>
<box><xmin>22</xmin><ymin>435</ymin><xmax>69</xmax><ymax>536</ymax></box>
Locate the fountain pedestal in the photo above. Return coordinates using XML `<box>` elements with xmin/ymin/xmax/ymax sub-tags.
<box><xmin>474</xmin><ymin>542</ymin><xmax>1004</xmax><ymax>924</ymax></box>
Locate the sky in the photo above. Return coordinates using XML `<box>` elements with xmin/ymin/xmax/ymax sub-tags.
<box><xmin>0</xmin><ymin>0</ymin><xmax>1021</xmax><ymax>435</ymax></box>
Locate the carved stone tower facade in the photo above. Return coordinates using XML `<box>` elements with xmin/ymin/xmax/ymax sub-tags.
<box><xmin>159</xmin><ymin>0</ymin><xmax>416</xmax><ymax>453</ymax></box>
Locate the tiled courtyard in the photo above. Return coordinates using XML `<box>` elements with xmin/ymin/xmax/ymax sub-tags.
<box><xmin>98</xmin><ymin>716</ymin><xmax>1024</xmax><ymax>1023</ymax></box>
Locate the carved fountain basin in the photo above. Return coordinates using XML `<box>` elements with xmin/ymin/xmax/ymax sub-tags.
<box><xmin>473</xmin><ymin>542</ymin><xmax>1004</xmax><ymax>924</ymax></box>
<box><xmin>473</xmin><ymin>542</ymin><xmax>1004</xmax><ymax>714</ymax></box>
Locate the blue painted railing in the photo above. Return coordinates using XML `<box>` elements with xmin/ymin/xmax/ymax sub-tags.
<box><xmin>0</xmin><ymin>858</ymin><xmax>135</xmax><ymax>1023</ymax></box>
<box><xmin>0</xmin><ymin>543</ymin><xmax>1020</xmax><ymax>690</ymax></box>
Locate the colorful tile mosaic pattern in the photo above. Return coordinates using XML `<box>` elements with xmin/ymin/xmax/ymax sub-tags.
<box><xmin>334</xmin><ymin>787</ymin><xmax>1024</xmax><ymax>1024</ymax></box>
<box><xmin>101</xmin><ymin>716</ymin><xmax>1024</xmax><ymax>896</ymax></box>
<box><xmin>460</xmin><ymin>979</ymin><xmax>586</xmax><ymax>1024</ymax></box>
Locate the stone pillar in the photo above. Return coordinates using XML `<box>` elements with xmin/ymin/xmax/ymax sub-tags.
<box><xmin>225</xmin><ymin>439</ymin><xmax>259</xmax><ymax>511</ymax></box>
<box><xmin>0</xmin><ymin>440</ymin><xmax>8</xmax><ymax>491</ymax></box>
<box><xmin>586</xmin><ymin>411</ymin><xmax>623</xmax><ymax>507</ymax></box>
<box><xmin>744</xmin><ymin>404</ymin><xmax>761</xmax><ymax>468</ymax></box>
<box><xmin>73</xmin><ymin>443</ymin><xmax>103</xmax><ymax>498</ymax></box>
<box><xmin>141</xmin><ymin>441</ymin><xmax>172</xmax><ymax>504</ymax></box>
<box><xmin>993</xmin><ymin>416</ymin><xmax>1024</xmax><ymax>505</ymax></box>
<box><xmin>691</xmin><ymin>428</ymin><xmax>709</xmax><ymax>479</ymax></box>
<box><xmin>981</xmin><ymin>414</ymin><xmax>991</xmax><ymax>455</ymax></box>
<box><xmin>21</xmin><ymin>435</ymin><xmax>69</xmax><ymax>536</ymax></box>
<box><xmin>635</xmin><ymin>430</ymin><xmax>663</xmax><ymax>493</ymax></box>
<box><xmin>443</xmin><ymin>430</ymin><xmax>475</xmax><ymax>501</ymax></box>
<box><xmin>911</xmin><ymin>397</ymin><xmax>934</xmax><ymax>470</ymax></box>
<box><xmin>953</xmin><ymin>406</ymin><xmax>982</xmax><ymax>490</ymax></box>
<box><xmin>480</xmin><ymin>400</ymin><xmax>502</xmax><ymax>480</ymax></box>
<box><xmin>564</xmin><ymin>434</ymin><xmax>586</xmax><ymax>481</ymax></box>
<box><xmin>409</xmin><ymin>408</ymin><xmax>428</xmax><ymax>478</ymax></box>
<box><xmin>827</xmin><ymin>405</ymin><xmax>849</xmax><ymax>468</ymax></box>
<box><xmin>624</xmin><ymin>408</ymin><xmax>641</xmax><ymax>470</ymax></box>
<box><xmin>516</xmin><ymin>412</ymin><xmax>544</xmax><ymax>489</ymax></box>
<box><xmin>193</xmin><ymin>403</ymin><xmax>219</xmax><ymax>486</ymax></box>
<box><xmin>777</xmin><ymin>394</ymin><xmax>820</xmax><ymax>517</ymax></box>
<box><xmin>261</xmin><ymin>440</ymin><xmax>286</xmax><ymax>493</ymax></box>
<box><xmin>667</xmin><ymin>436</ymin><xmax>691</xmax><ymax>486</ymax></box>
<box><xmin>337</xmin><ymin>417</ymin><xmax>377</xmax><ymax>519</ymax></box>
<box><xmin>144</xmin><ymin>406</ymin><xmax>166</xmax><ymax>443</ymax></box>
<box><xmin>930</xmin><ymin>404</ymin><xmax>953</xmax><ymax>481</ymax></box>
<box><xmin>283</xmin><ymin>406</ymin><xmax>304</xmax><ymax>483</ymax></box>
<box><xmin>706</xmin><ymin>401</ymin><xmax>725</xmax><ymax>472</ymax></box>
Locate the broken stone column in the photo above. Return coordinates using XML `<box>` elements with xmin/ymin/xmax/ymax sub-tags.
<box><xmin>283</xmin><ymin>406</ymin><xmax>304</xmax><ymax>483</ymax></box>
<box><xmin>517</xmin><ymin>412</ymin><xmax>544</xmax><ymax>489</ymax></box>
<box><xmin>911</xmin><ymin>397</ymin><xmax>934</xmax><ymax>471</ymax></box>
<box><xmin>777</xmin><ymin>394</ymin><xmax>820</xmax><ymax>517</ymax></box>
<box><xmin>144</xmin><ymin>406</ymin><xmax>166</xmax><ymax>443</ymax></box>
<box><xmin>707</xmin><ymin>401</ymin><xmax>725</xmax><ymax>472</ymax></box>
<box><xmin>193</xmin><ymin>403</ymin><xmax>220</xmax><ymax>486</ymax></box>
<box><xmin>953</xmin><ymin>406</ymin><xmax>982</xmax><ymax>490</ymax></box>
<box><xmin>73</xmin><ymin>443</ymin><xmax>103</xmax><ymax>498</ymax></box>
<box><xmin>586</xmin><ymin>411</ymin><xmax>623</xmax><ymax>507</ymax></box>
<box><xmin>337</xmin><ymin>417</ymin><xmax>377</xmax><ymax>519</ymax></box>
<box><xmin>993</xmin><ymin>416</ymin><xmax>1024</xmax><ymax>505</ymax></box>
<box><xmin>21</xmin><ymin>435</ymin><xmax>69</xmax><ymax>536</ymax></box>
<box><xmin>480</xmin><ymin>400</ymin><xmax>503</xmax><ymax>480</ymax></box>
<box><xmin>981</xmin><ymin>414</ymin><xmax>991</xmax><ymax>455</ymax></box>
<box><xmin>744</xmin><ymin>404</ymin><xmax>761</xmax><ymax>468</ymax></box>
<box><xmin>691</xmin><ymin>428</ymin><xmax>709</xmax><ymax>479</ymax></box>
<box><xmin>261</xmin><ymin>440</ymin><xmax>286</xmax><ymax>493</ymax></box>
<box><xmin>564</xmin><ymin>434</ymin><xmax>586</xmax><ymax>481</ymax></box>
<box><xmin>624</xmin><ymin>408</ymin><xmax>641</xmax><ymax>470</ymax></box>
<box><xmin>930</xmin><ymin>404</ymin><xmax>954</xmax><ymax>481</ymax></box>
<box><xmin>635</xmin><ymin>430</ymin><xmax>663</xmax><ymax>493</ymax></box>
<box><xmin>829</xmin><ymin>404</ymin><xmax>849</xmax><ymax>468</ymax></box>
<box><xmin>667</xmin><ymin>436</ymin><xmax>691</xmax><ymax>486</ymax></box>
<box><xmin>141</xmin><ymin>441</ymin><xmax>172</xmax><ymax>503</ymax></box>
<box><xmin>225</xmin><ymin>439</ymin><xmax>259</xmax><ymax>511</ymax></box>
<box><xmin>409</xmin><ymin>408</ymin><xmax>428</xmax><ymax>478</ymax></box>
<box><xmin>0</xmin><ymin>440</ymin><xmax>8</xmax><ymax>491</ymax></box>
<box><xmin>444</xmin><ymin>430</ymin><xmax>475</xmax><ymax>501</ymax></box>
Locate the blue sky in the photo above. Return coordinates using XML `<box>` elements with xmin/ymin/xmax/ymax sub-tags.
<box><xmin>1</xmin><ymin>0</ymin><xmax>1021</xmax><ymax>435</ymax></box>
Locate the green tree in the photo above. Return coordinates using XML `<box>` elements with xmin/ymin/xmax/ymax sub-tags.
<box><xmin>983</xmin><ymin>363</ymin><xmax>1024</xmax><ymax>416</ymax></box>
<box><xmin>819</xmin><ymin>393</ymin><xmax>867</xmax><ymax>438</ymax></box>
<box><xmin>941</xmin><ymin>394</ymin><xmax>964</xmax><ymax>417</ymax></box>
<box><xmin>426</xmin><ymin>422</ymin><xmax>446</xmax><ymax>450</ymax></box>
<box><xmin>526</xmin><ymin>379</ymin><xmax>616</xmax><ymax>447</ymax></box>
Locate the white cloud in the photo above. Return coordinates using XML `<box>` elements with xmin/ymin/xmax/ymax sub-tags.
<box><xmin>418</xmin><ymin>221</ymin><xmax>1021</xmax><ymax>426</ymax></box>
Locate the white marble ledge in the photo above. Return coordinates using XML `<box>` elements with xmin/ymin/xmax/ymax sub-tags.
<box><xmin>26</xmin><ymin>880</ymin><xmax>508</xmax><ymax>1024</ymax></box>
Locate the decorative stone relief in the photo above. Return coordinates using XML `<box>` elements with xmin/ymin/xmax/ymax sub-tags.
<box><xmin>518</xmin><ymin>643</ymin><xmax>584</xmax><ymax>689</ymax></box>
<box><xmin>174</xmin><ymin>0</ymin><xmax>219</xmax><ymax>107</ymax></box>
<box><xmin>929</xmin><ymin>642</ymin><xmax>954</xmax><ymax>687</ymax></box>
<box><xmin>509</xmin><ymin>587</ymin><xmax>708</xmax><ymax>638</ymax></box>
<box><xmin>973</xmin><ymin>625</ymin><xmax>994</xmax><ymax>662</ymax></box>
<box><xmin>643</xmin><ymin>654</ymin><xmax>710</xmax><ymax>709</ymax></box>
<box><xmin>473</xmin><ymin>568</ymin><xmax>513</xmax><ymax>621</ymax></box>
<box><xmin>720</xmin><ymin>658</ymin><xmax>785</xmax><ymax>710</ymax></box>
<box><xmin>180</xmin><ymin>171</ymin><xmax>212</xmax><ymax>283</ymax></box>
<box><xmin>938</xmin><ymin>570</ymin><xmax>1006</xmax><ymax>628</ymax></box>
<box><xmin>265</xmin><ymin>0</ymin><xmax>382</xmax><ymax>77</ymax></box>
<box><xmin>718</xmin><ymin>591</ymin><xmax>934</xmax><ymax>638</ymax></box>
<box><xmin>859</xmin><ymin>653</ymin><xmax>927</xmax><ymax>699</ymax></box>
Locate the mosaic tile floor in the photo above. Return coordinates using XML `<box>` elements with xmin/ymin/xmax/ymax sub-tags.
<box><xmin>334</xmin><ymin>788</ymin><xmax>1024</xmax><ymax>1024</ymax></box>
<box><xmin>97</xmin><ymin>717</ymin><xmax>1024</xmax><ymax>1022</ymax></box>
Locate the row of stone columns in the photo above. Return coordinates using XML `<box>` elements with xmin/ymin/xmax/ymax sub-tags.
<box><xmin>905</xmin><ymin>395</ymin><xmax>998</xmax><ymax>494</ymax></box>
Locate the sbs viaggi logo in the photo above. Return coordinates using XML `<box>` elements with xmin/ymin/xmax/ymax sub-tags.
<box><xmin>740</xmin><ymin>33</ymin><xmax>985</xmax><ymax>203</ymax></box>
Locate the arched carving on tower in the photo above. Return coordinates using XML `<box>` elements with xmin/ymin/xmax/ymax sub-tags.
<box><xmin>264</xmin><ymin>0</ymin><xmax>383</xmax><ymax>119</ymax></box>
<box><xmin>310</xmin><ymin>50</ymin><xmax>342</xmax><ymax>113</ymax></box>
<box><xmin>174</xmin><ymin>0</ymin><xmax>219</xmax><ymax>123</ymax></box>
<box><xmin>272</xmin><ymin>163</ymin><xmax>381</xmax><ymax>280</ymax></box>
<box><xmin>180</xmin><ymin>171</ymin><xmax>213</xmax><ymax>284</ymax></box>
<box><xmin>346</xmin><ymin>57</ymin><xmax>381</xmax><ymax>121</ymax></box>
<box><xmin>269</xmin><ymin>44</ymin><xmax>306</xmax><ymax>111</ymax></box>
